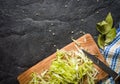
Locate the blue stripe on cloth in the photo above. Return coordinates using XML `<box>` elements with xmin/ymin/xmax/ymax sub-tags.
<box><xmin>110</xmin><ymin>48</ymin><xmax>119</xmax><ymax>70</ymax></box>
<box><xmin>109</xmin><ymin>48</ymin><xmax>120</xmax><ymax>84</ymax></box>
<box><xmin>117</xmin><ymin>28</ymin><xmax>120</xmax><ymax>33</ymax></box>
<box><xmin>113</xmin><ymin>48</ymin><xmax>120</xmax><ymax>70</ymax></box>
<box><xmin>110</xmin><ymin>77</ymin><xmax>114</xmax><ymax>84</ymax></box>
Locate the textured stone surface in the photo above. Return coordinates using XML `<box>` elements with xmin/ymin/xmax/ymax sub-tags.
<box><xmin>0</xmin><ymin>0</ymin><xmax>120</xmax><ymax>84</ymax></box>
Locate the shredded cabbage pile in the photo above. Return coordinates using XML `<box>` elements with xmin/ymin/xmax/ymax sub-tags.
<box><xmin>29</xmin><ymin>46</ymin><xmax>98</xmax><ymax>84</ymax></box>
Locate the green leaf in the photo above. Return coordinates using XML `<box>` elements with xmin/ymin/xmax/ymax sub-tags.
<box><xmin>97</xmin><ymin>20</ymin><xmax>107</xmax><ymax>26</ymax></box>
<box><xmin>97</xmin><ymin>21</ymin><xmax>111</xmax><ymax>34</ymax></box>
<box><xmin>96</xmin><ymin>12</ymin><xmax>116</xmax><ymax>49</ymax></box>
<box><xmin>97</xmin><ymin>34</ymin><xmax>105</xmax><ymax>49</ymax></box>
<box><xmin>105</xmin><ymin>12</ymin><xmax>113</xmax><ymax>28</ymax></box>
<box><xmin>105</xmin><ymin>28</ymin><xmax>116</xmax><ymax>44</ymax></box>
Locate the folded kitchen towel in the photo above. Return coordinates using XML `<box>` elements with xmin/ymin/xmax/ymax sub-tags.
<box><xmin>100</xmin><ymin>24</ymin><xmax>120</xmax><ymax>84</ymax></box>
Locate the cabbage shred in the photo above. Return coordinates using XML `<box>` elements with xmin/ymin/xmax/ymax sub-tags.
<box><xmin>29</xmin><ymin>46</ymin><xmax>98</xmax><ymax>84</ymax></box>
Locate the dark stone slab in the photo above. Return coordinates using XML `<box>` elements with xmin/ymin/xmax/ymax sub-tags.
<box><xmin>0</xmin><ymin>0</ymin><xmax>120</xmax><ymax>84</ymax></box>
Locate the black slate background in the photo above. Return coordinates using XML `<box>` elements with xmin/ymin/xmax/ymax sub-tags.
<box><xmin>0</xmin><ymin>0</ymin><xmax>120</xmax><ymax>84</ymax></box>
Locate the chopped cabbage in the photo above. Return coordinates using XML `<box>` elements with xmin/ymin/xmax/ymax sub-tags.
<box><xmin>29</xmin><ymin>45</ymin><xmax>98</xmax><ymax>84</ymax></box>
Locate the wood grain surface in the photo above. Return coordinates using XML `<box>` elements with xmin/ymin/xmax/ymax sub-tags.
<box><xmin>17</xmin><ymin>34</ymin><xmax>108</xmax><ymax>84</ymax></box>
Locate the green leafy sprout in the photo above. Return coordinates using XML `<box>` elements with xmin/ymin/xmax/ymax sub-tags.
<box><xmin>29</xmin><ymin>44</ymin><xmax>98</xmax><ymax>84</ymax></box>
<box><xmin>97</xmin><ymin>12</ymin><xmax>116</xmax><ymax>49</ymax></box>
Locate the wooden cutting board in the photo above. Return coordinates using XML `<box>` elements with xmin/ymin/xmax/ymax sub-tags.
<box><xmin>17</xmin><ymin>34</ymin><xmax>108</xmax><ymax>84</ymax></box>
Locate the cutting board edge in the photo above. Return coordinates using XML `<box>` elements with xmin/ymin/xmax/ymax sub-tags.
<box><xmin>17</xmin><ymin>33</ymin><xmax>108</xmax><ymax>84</ymax></box>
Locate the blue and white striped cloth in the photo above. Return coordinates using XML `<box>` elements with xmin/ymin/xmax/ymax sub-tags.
<box><xmin>100</xmin><ymin>25</ymin><xmax>120</xmax><ymax>84</ymax></box>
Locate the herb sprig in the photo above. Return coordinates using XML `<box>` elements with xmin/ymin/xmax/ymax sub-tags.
<box><xmin>97</xmin><ymin>13</ymin><xmax>116</xmax><ymax>49</ymax></box>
